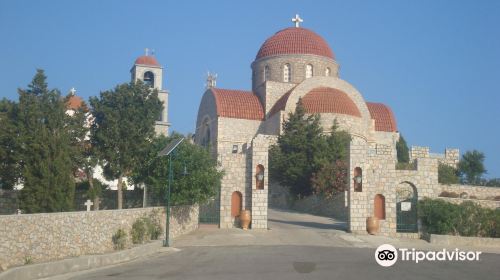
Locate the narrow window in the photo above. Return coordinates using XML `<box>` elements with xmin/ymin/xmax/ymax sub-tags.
<box><xmin>305</xmin><ymin>64</ymin><xmax>313</xmax><ymax>79</ymax></box>
<box><xmin>353</xmin><ymin>167</ymin><xmax>362</xmax><ymax>192</ymax></box>
<box><xmin>264</xmin><ymin>65</ymin><xmax>270</xmax><ymax>81</ymax></box>
<box><xmin>256</xmin><ymin>164</ymin><xmax>265</xmax><ymax>190</ymax></box>
<box><xmin>325</xmin><ymin>67</ymin><xmax>331</xmax><ymax>77</ymax></box>
<box><xmin>283</xmin><ymin>64</ymin><xmax>291</xmax><ymax>82</ymax></box>
<box><xmin>232</xmin><ymin>145</ymin><xmax>238</xmax><ymax>154</ymax></box>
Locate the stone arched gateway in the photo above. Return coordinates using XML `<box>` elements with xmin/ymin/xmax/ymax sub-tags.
<box><xmin>396</xmin><ymin>182</ymin><xmax>418</xmax><ymax>233</ymax></box>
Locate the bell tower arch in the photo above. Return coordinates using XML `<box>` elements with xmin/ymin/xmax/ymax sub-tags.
<box><xmin>131</xmin><ymin>48</ymin><xmax>170</xmax><ymax>136</ymax></box>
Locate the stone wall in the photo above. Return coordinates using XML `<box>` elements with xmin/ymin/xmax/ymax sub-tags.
<box><xmin>437</xmin><ymin>184</ymin><xmax>500</xmax><ymax>200</ymax></box>
<box><xmin>292</xmin><ymin>192</ymin><xmax>348</xmax><ymax>221</ymax></box>
<box><xmin>437</xmin><ymin>197</ymin><xmax>500</xmax><ymax>209</ymax></box>
<box><xmin>0</xmin><ymin>205</ymin><xmax>198</xmax><ymax>270</ymax></box>
<box><xmin>410</xmin><ymin>146</ymin><xmax>459</xmax><ymax>167</ymax></box>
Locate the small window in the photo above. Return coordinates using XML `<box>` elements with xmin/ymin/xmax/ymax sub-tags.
<box><xmin>325</xmin><ymin>67</ymin><xmax>331</xmax><ymax>77</ymax></box>
<box><xmin>264</xmin><ymin>65</ymin><xmax>270</xmax><ymax>81</ymax></box>
<box><xmin>232</xmin><ymin>145</ymin><xmax>238</xmax><ymax>154</ymax></box>
<box><xmin>143</xmin><ymin>71</ymin><xmax>154</xmax><ymax>87</ymax></box>
<box><xmin>305</xmin><ymin>64</ymin><xmax>313</xmax><ymax>79</ymax></box>
<box><xmin>256</xmin><ymin>164</ymin><xmax>265</xmax><ymax>190</ymax></box>
<box><xmin>354</xmin><ymin>167</ymin><xmax>362</xmax><ymax>192</ymax></box>
<box><xmin>283</xmin><ymin>64</ymin><xmax>291</xmax><ymax>82</ymax></box>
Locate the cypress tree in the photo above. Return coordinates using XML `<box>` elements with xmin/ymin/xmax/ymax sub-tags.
<box><xmin>17</xmin><ymin>70</ymin><xmax>75</xmax><ymax>212</ymax></box>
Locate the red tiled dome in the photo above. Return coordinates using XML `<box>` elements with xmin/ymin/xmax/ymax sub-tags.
<box><xmin>366</xmin><ymin>102</ymin><xmax>397</xmax><ymax>132</ymax></box>
<box><xmin>134</xmin><ymin>55</ymin><xmax>160</xmax><ymax>66</ymax></box>
<box><xmin>211</xmin><ymin>88</ymin><xmax>264</xmax><ymax>121</ymax></box>
<box><xmin>256</xmin><ymin>27</ymin><xmax>335</xmax><ymax>60</ymax></box>
<box><xmin>66</xmin><ymin>95</ymin><xmax>83</xmax><ymax>110</ymax></box>
<box><xmin>302</xmin><ymin>87</ymin><xmax>360</xmax><ymax>117</ymax></box>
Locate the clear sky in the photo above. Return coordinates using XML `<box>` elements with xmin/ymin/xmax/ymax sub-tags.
<box><xmin>1</xmin><ymin>0</ymin><xmax>499</xmax><ymax>178</ymax></box>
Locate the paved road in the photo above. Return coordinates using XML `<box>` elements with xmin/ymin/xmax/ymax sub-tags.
<box><xmin>56</xmin><ymin>209</ymin><xmax>500</xmax><ymax>280</ymax></box>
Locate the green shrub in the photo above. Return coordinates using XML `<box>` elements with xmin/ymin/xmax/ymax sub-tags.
<box><xmin>112</xmin><ymin>228</ymin><xmax>127</xmax><ymax>250</ymax></box>
<box><xmin>396</xmin><ymin>161</ymin><xmax>417</xmax><ymax>170</ymax></box>
<box><xmin>418</xmin><ymin>198</ymin><xmax>500</xmax><ymax>238</ymax></box>
<box><xmin>438</xmin><ymin>163</ymin><xmax>460</xmax><ymax>184</ymax></box>
<box><xmin>146</xmin><ymin>210</ymin><xmax>163</xmax><ymax>240</ymax></box>
<box><xmin>131</xmin><ymin>213</ymin><xmax>162</xmax><ymax>244</ymax></box>
<box><xmin>131</xmin><ymin>218</ymin><xmax>148</xmax><ymax>244</ymax></box>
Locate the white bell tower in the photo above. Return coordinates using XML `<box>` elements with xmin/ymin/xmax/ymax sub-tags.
<box><xmin>130</xmin><ymin>48</ymin><xmax>170</xmax><ymax>136</ymax></box>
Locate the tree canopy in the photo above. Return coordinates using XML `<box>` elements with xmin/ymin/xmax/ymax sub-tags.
<box><xmin>458</xmin><ymin>150</ymin><xmax>487</xmax><ymax>185</ymax></box>
<box><xmin>16</xmin><ymin>70</ymin><xmax>77</xmax><ymax>212</ymax></box>
<box><xmin>269</xmin><ymin>100</ymin><xmax>351</xmax><ymax>197</ymax></box>
<box><xmin>396</xmin><ymin>133</ymin><xmax>410</xmax><ymax>163</ymax></box>
<box><xmin>130</xmin><ymin>134</ymin><xmax>223</xmax><ymax>205</ymax></box>
<box><xmin>90</xmin><ymin>81</ymin><xmax>163</xmax><ymax>209</ymax></box>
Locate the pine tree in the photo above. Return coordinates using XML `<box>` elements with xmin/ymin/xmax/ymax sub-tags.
<box><xmin>90</xmin><ymin>81</ymin><xmax>162</xmax><ymax>209</ymax></box>
<box><xmin>17</xmin><ymin>70</ymin><xmax>75</xmax><ymax>212</ymax></box>
<box><xmin>270</xmin><ymin>99</ymin><xmax>325</xmax><ymax>197</ymax></box>
<box><xmin>458</xmin><ymin>150</ymin><xmax>486</xmax><ymax>185</ymax></box>
<box><xmin>0</xmin><ymin>98</ymin><xmax>21</xmax><ymax>190</ymax></box>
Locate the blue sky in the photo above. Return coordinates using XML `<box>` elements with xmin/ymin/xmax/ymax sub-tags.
<box><xmin>1</xmin><ymin>0</ymin><xmax>499</xmax><ymax>178</ymax></box>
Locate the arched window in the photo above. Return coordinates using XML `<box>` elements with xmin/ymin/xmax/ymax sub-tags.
<box><xmin>256</xmin><ymin>164</ymin><xmax>265</xmax><ymax>189</ymax></box>
<box><xmin>283</xmin><ymin>64</ymin><xmax>291</xmax><ymax>82</ymax></box>
<box><xmin>143</xmin><ymin>71</ymin><xmax>155</xmax><ymax>87</ymax></box>
<box><xmin>201</xmin><ymin>122</ymin><xmax>210</xmax><ymax>148</ymax></box>
<box><xmin>305</xmin><ymin>64</ymin><xmax>313</xmax><ymax>78</ymax></box>
<box><xmin>264</xmin><ymin>65</ymin><xmax>270</xmax><ymax>81</ymax></box>
<box><xmin>325</xmin><ymin>67</ymin><xmax>331</xmax><ymax>77</ymax></box>
<box><xmin>354</xmin><ymin>167</ymin><xmax>362</xmax><ymax>192</ymax></box>
<box><xmin>231</xmin><ymin>191</ymin><xmax>242</xmax><ymax>217</ymax></box>
<box><xmin>374</xmin><ymin>194</ymin><xmax>386</xmax><ymax>220</ymax></box>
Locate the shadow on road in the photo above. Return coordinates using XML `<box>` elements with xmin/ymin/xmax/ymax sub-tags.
<box><xmin>268</xmin><ymin>218</ymin><xmax>347</xmax><ymax>231</ymax></box>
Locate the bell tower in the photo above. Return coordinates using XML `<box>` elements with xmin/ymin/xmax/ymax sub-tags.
<box><xmin>131</xmin><ymin>48</ymin><xmax>170</xmax><ymax>136</ymax></box>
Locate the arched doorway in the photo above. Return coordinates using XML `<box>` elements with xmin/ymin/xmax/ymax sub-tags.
<box><xmin>231</xmin><ymin>191</ymin><xmax>242</xmax><ymax>217</ymax></box>
<box><xmin>396</xmin><ymin>182</ymin><xmax>418</xmax><ymax>232</ymax></box>
<box><xmin>374</xmin><ymin>194</ymin><xmax>385</xmax><ymax>220</ymax></box>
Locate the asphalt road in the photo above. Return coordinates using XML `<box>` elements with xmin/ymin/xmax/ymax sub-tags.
<box><xmin>64</xmin><ymin>245</ymin><xmax>500</xmax><ymax>280</ymax></box>
<box><xmin>57</xmin><ymin>209</ymin><xmax>500</xmax><ymax>280</ymax></box>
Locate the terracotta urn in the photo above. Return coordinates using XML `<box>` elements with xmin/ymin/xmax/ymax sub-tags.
<box><xmin>240</xmin><ymin>210</ymin><xmax>251</xmax><ymax>230</ymax></box>
<box><xmin>366</xmin><ymin>217</ymin><xmax>380</xmax><ymax>235</ymax></box>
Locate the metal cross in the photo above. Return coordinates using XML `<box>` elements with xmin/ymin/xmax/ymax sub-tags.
<box><xmin>292</xmin><ymin>14</ymin><xmax>303</xmax><ymax>28</ymax></box>
<box><xmin>69</xmin><ymin>87</ymin><xmax>76</xmax><ymax>95</ymax></box>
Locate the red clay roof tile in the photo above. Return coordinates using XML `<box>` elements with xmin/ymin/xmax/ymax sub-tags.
<box><xmin>366</xmin><ymin>102</ymin><xmax>397</xmax><ymax>132</ymax></box>
<box><xmin>256</xmin><ymin>27</ymin><xmax>335</xmax><ymax>60</ymax></box>
<box><xmin>212</xmin><ymin>88</ymin><xmax>264</xmax><ymax>121</ymax></box>
<box><xmin>134</xmin><ymin>55</ymin><xmax>160</xmax><ymax>66</ymax></box>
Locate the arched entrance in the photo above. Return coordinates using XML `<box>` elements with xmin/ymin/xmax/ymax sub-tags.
<box><xmin>396</xmin><ymin>182</ymin><xmax>418</xmax><ymax>233</ymax></box>
<box><xmin>231</xmin><ymin>191</ymin><xmax>242</xmax><ymax>218</ymax></box>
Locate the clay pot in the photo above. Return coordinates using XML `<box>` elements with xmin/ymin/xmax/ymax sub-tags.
<box><xmin>366</xmin><ymin>217</ymin><xmax>380</xmax><ymax>235</ymax></box>
<box><xmin>240</xmin><ymin>210</ymin><xmax>251</xmax><ymax>230</ymax></box>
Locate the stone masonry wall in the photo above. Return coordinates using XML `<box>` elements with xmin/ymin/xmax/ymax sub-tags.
<box><xmin>438</xmin><ymin>197</ymin><xmax>500</xmax><ymax>209</ymax></box>
<box><xmin>410</xmin><ymin>146</ymin><xmax>459</xmax><ymax>168</ymax></box>
<box><xmin>0</xmin><ymin>205</ymin><xmax>198</xmax><ymax>270</ymax></box>
<box><xmin>437</xmin><ymin>184</ymin><xmax>500</xmax><ymax>200</ymax></box>
<box><xmin>292</xmin><ymin>192</ymin><xmax>348</xmax><ymax>221</ymax></box>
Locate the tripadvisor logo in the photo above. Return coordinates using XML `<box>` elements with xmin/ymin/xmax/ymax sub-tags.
<box><xmin>375</xmin><ymin>244</ymin><xmax>482</xmax><ymax>267</ymax></box>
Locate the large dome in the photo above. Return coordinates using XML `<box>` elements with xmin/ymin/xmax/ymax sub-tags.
<box><xmin>256</xmin><ymin>27</ymin><xmax>335</xmax><ymax>60</ymax></box>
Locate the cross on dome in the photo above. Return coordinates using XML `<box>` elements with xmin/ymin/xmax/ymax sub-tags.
<box><xmin>292</xmin><ymin>14</ymin><xmax>303</xmax><ymax>28</ymax></box>
<box><xmin>145</xmin><ymin>48</ymin><xmax>149</xmax><ymax>56</ymax></box>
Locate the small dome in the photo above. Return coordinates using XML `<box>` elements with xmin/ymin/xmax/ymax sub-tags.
<box><xmin>134</xmin><ymin>55</ymin><xmax>160</xmax><ymax>66</ymax></box>
<box><xmin>302</xmin><ymin>87</ymin><xmax>360</xmax><ymax>117</ymax></box>
<box><xmin>66</xmin><ymin>95</ymin><xmax>83</xmax><ymax>110</ymax></box>
<box><xmin>256</xmin><ymin>27</ymin><xmax>335</xmax><ymax>60</ymax></box>
<box><xmin>366</xmin><ymin>102</ymin><xmax>397</xmax><ymax>132</ymax></box>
